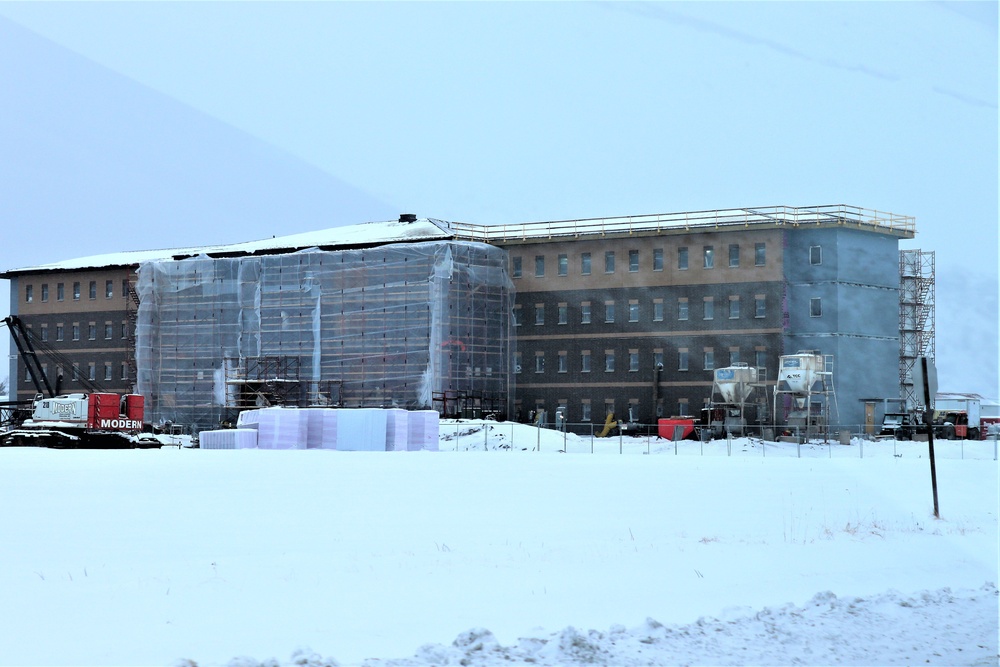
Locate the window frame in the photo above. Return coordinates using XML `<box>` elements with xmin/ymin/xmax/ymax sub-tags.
<box><xmin>810</xmin><ymin>245</ymin><xmax>822</xmax><ymax>265</ymax></box>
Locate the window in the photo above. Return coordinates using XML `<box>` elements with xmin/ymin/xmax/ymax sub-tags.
<box><xmin>41</xmin><ymin>284</ymin><xmax>48</xmax><ymax>302</ymax></box>
<box><xmin>678</xmin><ymin>247</ymin><xmax>689</xmax><ymax>270</ymax></box>
<box><xmin>729</xmin><ymin>349</ymin><xmax>740</xmax><ymax>366</ymax></box>
<box><xmin>810</xmin><ymin>297</ymin><xmax>822</xmax><ymax>317</ymax></box>
<box><xmin>89</xmin><ymin>281</ymin><xmax>97</xmax><ymax>300</ymax></box>
<box><xmin>73</xmin><ymin>282</ymin><xmax>81</xmax><ymax>300</ymax></box>
<box><xmin>72</xmin><ymin>324</ymin><xmax>80</xmax><ymax>341</ymax></box>
<box><xmin>678</xmin><ymin>399</ymin><xmax>689</xmax><ymax>416</ymax></box>
<box><xmin>628</xmin><ymin>301</ymin><xmax>639</xmax><ymax>322</ymax></box>
<box><xmin>121</xmin><ymin>363</ymin><xmax>129</xmax><ymax>380</ymax></box>
<box><xmin>57</xmin><ymin>283</ymin><xmax>65</xmax><ymax>301</ymax></box>
<box><xmin>535</xmin><ymin>354</ymin><xmax>545</xmax><ymax>373</ymax></box>
<box><xmin>581</xmin><ymin>402</ymin><xmax>592</xmax><ymax>422</ymax></box>
<box><xmin>535</xmin><ymin>256</ymin><xmax>545</xmax><ymax>277</ymax></box>
<box><xmin>653</xmin><ymin>248</ymin><xmax>663</xmax><ymax>271</ymax></box>
<box><xmin>512</xmin><ymin>257</ymin><xmax>522</xmax><ymax>278</ymax></box>
<box><xmin>534</xmin><ymin>304</ymin><xmax>545</xmax><ymax>325</ymax></box>
<box><xmin>515</xmin><ymin>352</ymin><xmax>522</xmax><ymax>373</ymax></box>
<box><xmin>755</xmin><ymin>295</ymin><xmax>766</xmax><ymax>318</ymax></box>
<box><xmin>605</xmin><ymin>251</ymin><xmax>615</xmax><ymax>273</ymax></box>
<box><xmin>629</xmin><ymin>350</ymin><xmax>639</xmax><ymax>372</ymax></box>
<box><xmin>88</xmin><ymin>323</ymin><xmax>96</xmax><ymax>341</ymax></box>
<box><xmin>704</xmin><ymin>349</ymin><xmax>715</xmax><ymax>370</ymax></box>
<box><xmin>581</xmin><ymin>253</ymin><xmax>591</xmax><ymax>275</ymax></box>
<box><xmin>513</xmin><ymin>305</ymin><xmax>523</xmax><ymax>327</ymax></box>
<box><xmin>558</xmin><ymin>254</ymin><xmax>568</xmax><ymax>276</ymax></box>
<box><xmin>628</xmin><ymin>249</ymin><xmax>639</xmax><ymax>272</ymax></box>
<box><xmin>810</xmin><ymin>245</ymin><xmax>822</xmax><ymax>265</ymax></box>
<box><xmin>654</xmin><ymin>350</ymin><xmax>664</xmax><ymax>368</ymax></box>
<box><xmin>106</xmin><ymin>280</ymin><xmax>114</xmax><ymax>299</ymax></box>
<box><xmin>678</xmin><ymin>299</ymin><xmax>689</xmax><ymax>321</ymax></box>
<box><xmin>678</xmin><ymin>349</ymin><xmax>689</xmax><ymax>371</ymax></box>
<box><xmin>755</xmin><ymin>243</ymin><xmax>766</xmax><ymax>266</ymax></box>
<box><xmin>605</xmin><ymin>301</ymin><xmax>615</xmax><ymax>323</ymax></box>
<box><xmin>729</xmin><ymin>297</ymin><xmax>740</xmax><ymax>319</ymax></box>
<box><xmin>653</xmin><ymin>300</ymin><xmax>664</xmax><ymax>322</ymax></box>
<box><xmin>25</xmin><ymin>285</ymin><xmax>33</xmax><ymax>303</ymax></box>
<box><xmin>703</xmin><ymin>297</ymin><xmax>714</xmax><ymax>320</ymax></box>
<box><xmin>56</xmin><ymin>325</ymin><xmax>64</xmax><ymax>342</ymax></box>
<box><xmin>104</xmin><ymin>363</ymin><xmax>113</xmax><ymax>382</ymax></box>
<box><xmin>40</xmin><ymin>325</ymin><xmax>48</xmax><ymax>342</ymax></box>
<box><xmin>605</xmin><ymin>350</ymin><xmax>615</xmax><ymax>372</ymax></box>
<box><xmin>755</xmin><ymin>349</ymin><xmax>767</xmax><ymax>370</ymax></box>
<box><xmin>581</xmin><ymin>302</ymin><xmax>591</xmax><ymax>324</ymax></box>
<box><xmin>558</xmin><ymin>352</ymin><xmax>567</xmax><ymax>373</ymax></box>
<box><xmin>88</xmin><ymin>363</ymin><xmax>96</xmax><ymax>381</ymax></box>
<box><xmin>581</xmin><ymin>350</ymin><xmax>591</xmax><ymax>373</ymax></box>
<box><xmin>121</xmin><ymin>321</ymin><xmax>129</xmax><ymax>339</ymax></box>
<box><xmin>703</xmin><ymin>246</ymin><xmax>714</xmax><ymax>269</ymax></box>
<box><xmin>122</xmin><ymin>279</ymin><xmax>130</xmax><ymax>299</ymax></box>
<box><xmin>558</xmin><ymin>303</ymin><xmax>568</xmax><ymax>325</ymax></box>
<box><xmin>729</xmin><ymin>244</ymin><xmax>740</xmax><ymax>268</ymax></box>
<box><xmin>104</xmin><ymin>322</ymin><xmax>113</xmax><ymax>339</ymax></box>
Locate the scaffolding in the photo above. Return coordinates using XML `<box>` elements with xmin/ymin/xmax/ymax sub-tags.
<box><xmin>135</xmin><ymin>241</ymin><xmax>514</xmax><ymax>432</ymax></box>
<box><xmin>899</xmin><ymin>250</ymin><xmax>935</xmax><ymax>410</ymax></box>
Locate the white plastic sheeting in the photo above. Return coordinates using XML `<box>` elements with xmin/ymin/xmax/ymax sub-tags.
<box><xmin>135</xmin><ymin>241</ymin><xmax>513</xmax><ymax>432</ymax></box>
<box><xmin>217</xmin><ymin>407</ymin><xmax>439</xmax><ymax>451</ymax></box>
<box><xmin>408</xmin><ymin>410</ymin><xmax>440</xmax><ymax>451</ymax></box>
<box><xmin>199</xmin><ymin>429</ymin><xmax>258</xmax><ymax>449</ymax></box>
<box><xmin>256</xmin><ymin>407</ymin><xmax>308</xmax><ymax>450</ymax></box>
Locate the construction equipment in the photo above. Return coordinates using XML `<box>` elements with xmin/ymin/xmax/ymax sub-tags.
<box><xmin>878</xmin><ymin>411</ymin><xmax>926</xmax><ymax>440</ymax></box>
<box><xmin>708</xmin><ymin>363</ymin><xmax>767</xmax><ymax>437</ymax></box>
<box><xmin>773</xmin><ymin>351</ymin><xmax>838</xmax><ymax>439</ymax></box>
<box><xmin>931</xmin><ymin>409</ymin><xmax>982</xmax><ymax>441</ymax></box>
<box><xmin>1</xmin><ymin>315</ymin><xmax>157</xmax><ymax>448</ymax></box>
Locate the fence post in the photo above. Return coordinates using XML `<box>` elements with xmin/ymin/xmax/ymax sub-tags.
<box><xmin>485</xmin><ymin>423</ymin><xmax>489</xmax><ymax>451</ymax></box>
<box><xmin>536</xmin><ymin>423</ymin><xmax>541</xmax><ymax>452</ymax></box>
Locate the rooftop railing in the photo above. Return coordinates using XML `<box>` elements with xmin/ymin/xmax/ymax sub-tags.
<box><xmin>448</xmin><ymin>205</ymin><xmax>915</xmax><ymax>242</ymax></box>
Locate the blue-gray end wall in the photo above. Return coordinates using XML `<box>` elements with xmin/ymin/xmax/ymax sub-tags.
<box><xmin>783</xmin><ymin>228</ymin><xmax>900</xmax><ymax>428</ymax></box>
<box><xmin>6</xmin><ymin>278</ymin><xmax>17</xmax><ymax>398</ymax></box>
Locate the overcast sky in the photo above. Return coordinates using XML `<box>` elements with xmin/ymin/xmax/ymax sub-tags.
<box><xmin>1</xmin><ymin>1</ymin><xmax>996</xmax><ymax>399</ymax></box>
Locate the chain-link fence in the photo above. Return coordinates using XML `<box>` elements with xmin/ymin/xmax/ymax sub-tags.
<box><xmin>439</xmin><ymin>420</ymin><xmax>999</xmax><ymax>460</ymax></box>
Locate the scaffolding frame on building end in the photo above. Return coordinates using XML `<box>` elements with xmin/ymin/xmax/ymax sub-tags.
<box><xmin>899</xmin><ymin>250</ymin><xmax>935</xmax><ymax>410</ymax></box>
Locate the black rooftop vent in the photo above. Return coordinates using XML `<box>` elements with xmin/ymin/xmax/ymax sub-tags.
<box><xmin>399</xmin><ymin>213</ymin><xmax>418</xmax><ymax>223</ymax></box>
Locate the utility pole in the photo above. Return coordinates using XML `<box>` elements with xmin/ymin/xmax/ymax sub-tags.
<box><xmin>919</xmin><ymin>356</ymin><xmax>939</xmax><ymax>519</ymax></box>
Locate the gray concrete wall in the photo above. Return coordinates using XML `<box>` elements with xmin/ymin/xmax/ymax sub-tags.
<box><xmin>4</xmin><ymin>278</ymin><xmax>16</xmax><ymax>399</ymax></box>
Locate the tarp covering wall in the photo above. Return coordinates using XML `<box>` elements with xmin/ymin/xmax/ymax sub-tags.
<box><xmin>135</xmin><ymin>241</ymin><xmax>513</xmax><ymax>432</ymax></box>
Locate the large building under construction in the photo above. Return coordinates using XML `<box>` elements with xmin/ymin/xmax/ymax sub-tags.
<box><xmin>3</xmin><ymin>205</ymin><xmax>930</xmax><ymax>433</ymax></box>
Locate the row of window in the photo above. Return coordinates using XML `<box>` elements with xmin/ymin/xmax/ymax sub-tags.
<box><xmin>515</xmin><ymin>295</ymin><xmax>768</xmax><ymax>326</ymax></box>
<box><xmin>515</xmin><ymin>296</ymin><xmax>826</xmax><ymax>325</ymax></box>
<box><xmin>24</xmin><ymin>279</ymin><xmax>129</xmax><ymax>304</ymax></box>
<box><xmin>24</xmin><ymin>361</ymin><xmax>129</xmax><ymax>383</ymax></box>
<box><xmin>516</xmin><ymin>348</ymin><xmax>768</xmax><ymax>374</ymax></box>
<box><xmin>512</xmin><ymin>243</ymin><xmax>768</xmax><ymax>278</ymax></box>
<box><xmin>33</xmin><ymin>321</ymin><xmax>129</xmax><ymax>343</ymax></box>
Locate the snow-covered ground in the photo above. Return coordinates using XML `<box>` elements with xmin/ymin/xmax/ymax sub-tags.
<box><xmin>0</xmin><ymin>421</ymin><xmax>996</xmax><ymax>666</ymax></box>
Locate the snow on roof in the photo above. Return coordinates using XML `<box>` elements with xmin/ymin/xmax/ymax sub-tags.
<box><xmin>1</xmin><ymin>218</ymin><xmax>454</xmax><ymax>276</ymax></box>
